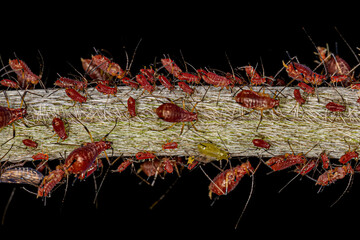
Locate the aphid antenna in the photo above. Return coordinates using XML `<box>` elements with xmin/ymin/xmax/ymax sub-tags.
<box><xmin>36</xmin><ymin>49</ymin><xmax>48</xmax><ymax>92</ymax></box>
<box><xmin>234</xmin><ymin>172</ymin><xmax>255</xmax><ymax>229</ymax></box>
<box><xmin>334</xmin><ymin>26</ymin><xmax>360</xmax><ymax>64</ymax></box>
<box><xmin>124</xmin><ymin>38</ymin><xmax>142</xmax><ymax>75</ymax></box>
<box><xmin>330</xmin><ymin>171</ymin><xmax>354</xmax><ymax>208</ymax></box>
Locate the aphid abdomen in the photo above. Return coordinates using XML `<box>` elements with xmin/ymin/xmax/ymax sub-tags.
<box><xmin>155</xmin><ymin>103</ymin><xmax>196</xmax><ymax>122</ymax></box>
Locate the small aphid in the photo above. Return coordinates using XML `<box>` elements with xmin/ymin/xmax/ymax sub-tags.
<box><xmin>197</xmin><ymin>142</ymin><xmax>229</xmax><ymax>162</ymax></box>
<box><xmin>22</xmin><ymin>138</ymin><xmax>38</xmax><ymax>148</ymax></box>
<box><xmin>127</xmin><ymin>96</ymin><xmax>136</xmax><ymax>117</ymax></box>
<box><xmin>294</xmin><ymin>89</ymin><xmax>306</xmax><ymax>105</ymax></box>
<box><xmin>65</xmin><ymin>88</ymin><xmax>87</xmax><ymax>103</ymax></box>
<box><xmin>52</xmin><ymin>117</ymin><xmax>68</xmax><ymax>141</ymax></box>
<box><xmin>252</xmin><ymin>139</ymin><xmax>271</xmax><ymax>149</ymax></box>
<box><xmin>325</xmin><ymin>101</ymin><xmax>346</xmax><ymax>112</ymax></box>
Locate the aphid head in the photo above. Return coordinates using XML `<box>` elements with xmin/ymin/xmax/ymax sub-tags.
<box><xmin>102</xmin><ymin>141</ymin><xmax>113</xmax><ymax>150</ymax></box>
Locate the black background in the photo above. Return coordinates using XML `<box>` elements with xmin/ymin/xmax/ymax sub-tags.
<box><xmin>0</xmin><ymin>2</ymin><xmax>359</xmax><ymax>238</ymax></box>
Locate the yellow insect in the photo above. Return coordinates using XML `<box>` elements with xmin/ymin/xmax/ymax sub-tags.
<box><xmin>197</xmin><ymin>142</ymin><xmax>229</xmax><ymax>162</ymax></box>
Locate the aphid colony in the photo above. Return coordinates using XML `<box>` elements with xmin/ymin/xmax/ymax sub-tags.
<box><xmin>1</xmin><ymin>41</ymin><xmax>360</xmax><ymax>229</ymax></box>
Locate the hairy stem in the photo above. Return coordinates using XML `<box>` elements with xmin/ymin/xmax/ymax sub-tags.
<box><xmin>1</xmin><ymin>86</ymin><xmax>359</xmax><ymax>162</ymax></box>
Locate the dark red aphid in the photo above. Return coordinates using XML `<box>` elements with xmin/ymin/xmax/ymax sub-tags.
<box><xmin>243</xmin><ymin>65</ymin><xmax>267</xmax><ymax>85</ymax></box>
<box><xmin>198</xmin><ymin>69</ymin><xmax>233</xmax><ymax>89</ymax></box>
<box><xmin>136</xmin><ymin>74</ymin><xmax>154</xmax><ymax>93</ymax></box>
<box><xmin>52</xmin><ymin>117</ymin><xmax>68</xmax><ymax>141</ymax></box>
<box><xmin>155</xmin><ymin>102</ymin><xmax>198</xmax><ymax>134</ymax></box>
<box><xmin>127</xmin><ymin>96</ymin><xmax>136</xmax><ymax>117</ymax></box>
<box><xmin>54</xmin><ymin>77</ymin><xmax>87</xmax><ymax>90</ymax></box>
<box><xmin>325</xmin><ymin>101</ymin><xmax>346</xmax><ymax>112</ymax></box>
<box><xmin>65</xmin><ymin>88</ymin><xmax>87</xmax><ymax>103</ymax></box>
<box><xmin>95</xmin><ymin>82</ymin><xmax>117</xmax><ymax>95</ymax></box>
<box><xmin>339</xmin><ymin>151</ymin><xmax>358</xmax><ymax>164</ymax></box>
<box><xmin>37</xmin><ymin>166</ymin><xmax>65</xmax><ymax>197</ymax></box>
<box><xmin>177</xmin><ymin>72</ymin><xmax>201</xmax><ymax>84</ymax></box>
<box><xmin>252</xmin><ymin>139</ymin><xmax>270</xmax><ymax>149</ymax></box>
<box><xmin>157</xmin><ymin>75</ymin><xmax>174</xmax><ymax>91</ymax></box>
<box><xmin>178</xmin><ymin>81</ymin><xmax>194</xmax><ymax>95</ymax></box>
<box><xmin>161</xmin><ymin>58</ymin><xmax>182</xmax><ymax>77</ymax></box>
<box><xmin>235</xmin><ymin>90</ymin><xmax>279</xmax><ymax>111</ymax></box>
<box><xmin>162</xmin><ymin>140</ymin><xmax>178</xmax><ymax>150</ymax></box>
<box><xmin>294</xmin><ymin>89</ymin><xmax>306</xmax><ymax>105</ymax></box>
<box><xmin>136</xmin><ymin>151</ymin><xmax>156</xmax><ymax>160</ymax></box>
<box><xmin>298</xmin><ymin>82</ymin><xmax>315</xmax><ymax>94</ymax></box>
<box><xmin>32</xmin><ymin>152</ymin><xmax>49</xmax><ymax>161</ymax></box>
<box><xmin>114</xmin><ymin>159</ymin><xmax>132</xmax><ymax>173</ymax></box>
<box><xmin>0</xmin><ymin>79</ymin><xmax>19</xmax><ymax>89</ymax></box>
<box><xmin>22</xmin><ymin>138</ymin><xmax>38</xmax><ymax>148</ymax></box>
<box><xmin>91</xmin><ymin>54</ymin><xmax>124</xmax><ymax>78</ymax></box>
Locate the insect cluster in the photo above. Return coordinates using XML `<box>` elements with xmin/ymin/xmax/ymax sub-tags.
<box><xmin>1</xmin><ymin>37</ymin><xmax>360</xmax><ymax>229</ymax></box>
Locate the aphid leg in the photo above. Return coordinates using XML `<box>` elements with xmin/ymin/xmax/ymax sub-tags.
<box><xmin>330</xmin><ymin>172</ymin><xmax>354</xmax><ymax>207</ymax></box>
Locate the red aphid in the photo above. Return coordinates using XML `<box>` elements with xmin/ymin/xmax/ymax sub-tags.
<box><xmin>330</xmin><ymin>74</ymin><xmax>349</xmax><ymax>83</ymax></box>
<box><xmin>325</xmin><ymin>101</ymin><xmax>346</xmax><ymax>112</ymax></box>
<box><xmin>252</xmin><ymin>139</ymin><xmax>270</xmax><ymax>149</ymax></box>
<box><xmin>320</xmin><ymin>151</ymin><xmax>330</xmax><ymax>169</ymax></box>
<box><xmin>8</xmin><ymin>59</ymin><xmax>40</xmax><ymax>85</ymax></box>
<box><xmin>140</xmin><ymin>68</ymin><xmax>156</xmax><ymax>83</ymax></box>
<box><xmin>297</xmin><ymin>82</ymin><xmax>315</xmax><ymax>94</ymax></box>
<box><xmin>115</xmin><ymin>159</ymin><xmax>132</xmax><ymax>173</ymax></box>
<box><xmin>95</xmin><ymin>82</ymin><xmax>117</xmax><ymax>95</ymax></box>
<box><xmin>266</xmin><ymin>154</ymin><xmax>306</xmax><ymax>171</ymax></box>
<box><xmin>127</xmin><ymin>96</ymin><xmax>136</xmax><ymax>117</ymax></box>
<box><xmin>63</xmin><ymin>141</ymin><xmax>112</xmax><ymax>176</ymax></box>
<box><xmin>121</xmin><ymin>77</ymin><xmax>139</xmax><ymax>89</ymax></box>
<box><xmin>65</xmin><ymin>88</ymin><xmax>87</xmax><ymax>103</ymax></box>
<box><xmin>235</xmin><ymin>90</ymin><xmax>279</xmax><ymax>110</ymax></box>
<box><xmin>54</xmin><ymin>77</ymin><xmax>87</xmax><ymax>90</ymax></box>
<box><xmin>208</xmin><ymin>161</ymin><xmax>254</xmax><ymax>198</ymax></box>
<box><xmin>0</xmin><ymin>106</ymin><xmax>27</xmax><ymax>128</ymax></box>
<box><xmin>244</xmin><ymin>66</ymin><xmax>266</xmax><ymax>85</ymax></box>
<box><xmin>155</xmin><ymin>103</ymin><xmax>197</xmax><ymax>123</ymax></box>
<box><xmin>136</xmin><ymin>74</ymin><xmax>154</xmax><ymax>93</ymax></box>
<box><xmin>32</xmin><ymin>152</ymin><xmax>49</xmax><ymax>161</ymax></box>
<box><xmin>52</xmin><ymin>117</ymin><xmax>68</xmax><ymax>141</ymax></box>
<box><xmin>22</xmin><ymin>139</ymin><xmax>38</xmax><ymax>148</ymax></box>
<box><xmin>283</xmin><ymin>61</ymin><xmax>326</xmax><ymax>85</ymax></box>
<box><xmin>178</xmin><ymin>81</ymin><xmax>194</xmax><ymax>95</ymax></box>
<box><xmin>81</xmin><ymin>58</ymin><xmax>107</xmax><ymax>81</ymax></box>
<box><xmin>37</xmin><ymin>166</ymin><xmax>65</xmax><ymax>197</ymax></box>
<box><xmin>339</xmin><ymin>151</ymin><xmax>358</xmax><ymax>164</ymax></box>
<box><xmin>91</xmin><ymin>55</ymin><xmax>124</xmax><ymax>78</ymax></box>
<box><xmin>162</xmin><ymin>140</ymin><xmax>178</xmax><ymax>150</ymax></box>
<box><xmin>162</xmin><ymin>158</ymin><xmax>174</xmax><ymax>173</ymax></box>
<box><xmin>161</xmin><ymin>58</ymin><xmax>182</xmax><ymax>77</ymax></box>
<box><xmin>157</xmin><ymin>75</ymin><xmax>174</xmax><ymax>91</ymax></box>
<box><xmin>350</xmin><ymin>83</ymin><xmax>360</xmax><ymax>90</ymax></box>
<box><xmin>295</xmin><ymin>159</ymin><xmax>317</xmax><ymax>176</ymax></box>
<box><xmin>177</xmin><ymin>72</ymin><xmax>201</xmax><ymax>84</ymax></box>
<box><xmin>0</xmin><ymin>79</ymin><xmax>19</xmax><ymax>89</ymax></box>
<box><xmin>294</xmin><ymin>89</ymin><xmax>306</xmax><ymax>105</ymax></box>
<box><xmin>136</xmin><ymin>151</ymin><xmax>156</xmax><ymax>160</ymax></box>
<box><xmin>316</xmin><ymin>163</ymin><xmax>353</xmax><ymax>186</ymax></box>
<box><xmin>198</xmin><ymin>69</ymin><xmax>233</xmax><ymax>88</ymax></box>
